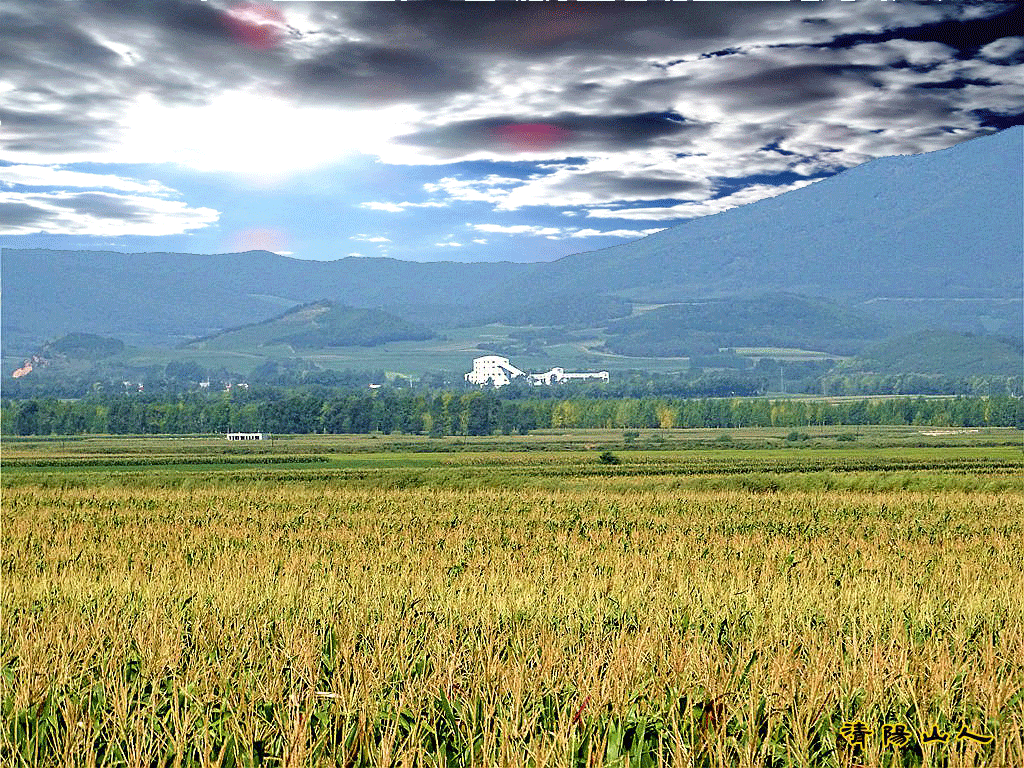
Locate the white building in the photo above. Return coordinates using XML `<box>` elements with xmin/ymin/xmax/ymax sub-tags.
<box><xmin>465</xmin><ymin>356</ymin><xmax>609</xmax><ymax>388</ymax></box>
<box><xmin>464</xmin><ymin>355</ymin><xmax>527</xmax><ymax>387</ymax></box>
<box><xmin>226</xmin><ymin>432</ymin><xmax>265</xmax><ymax>440</ymax></box>
<box><xmin>529</xmin><ymin>367</ymin><xmax>610</xmax><ymax>386</ymax></box>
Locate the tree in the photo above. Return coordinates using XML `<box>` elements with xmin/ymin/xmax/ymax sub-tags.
<box><xmin>13</xmin><ymin>401</ymin><xmax>39</xmax><ymax>436</ymax></box>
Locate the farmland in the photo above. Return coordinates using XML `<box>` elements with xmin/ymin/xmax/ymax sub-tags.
<box><xmin>2</xmin><ymin>427</ymin><xmax>1023</xmax><ymax>767</ymax></box>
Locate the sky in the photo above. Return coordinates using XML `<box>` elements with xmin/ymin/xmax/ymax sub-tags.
<box><xmin>1</xmin><ymin>0</ymin><xmax>1022</xmax><ymax>263</ymax></box>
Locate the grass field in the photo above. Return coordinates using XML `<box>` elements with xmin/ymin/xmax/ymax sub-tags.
<box><xmin>2</xmin><ymin>428</ymin><xmax>1022</xmax><ymax>767</ymax></box>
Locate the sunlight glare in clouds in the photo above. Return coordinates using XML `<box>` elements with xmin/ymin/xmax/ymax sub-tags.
<box><xmin>122</xmin><ymin>92</ymin><xmax>406</xmax><ymax>182</ymax></box>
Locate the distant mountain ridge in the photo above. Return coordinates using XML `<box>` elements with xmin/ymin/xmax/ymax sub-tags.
<box><xmin>513</xmin><ymin>126</ymin><xmax>1022</xmax><ymax>304</ymax></box>
<box><xmin>2</xmin><ymin>127</ymin><xmax>1020</xmax><ymax>361</ymax></box>
<box><xmin>1</xmin><ymin>249</ymin><xmax>527</xmax><ymax>352</ymax></box>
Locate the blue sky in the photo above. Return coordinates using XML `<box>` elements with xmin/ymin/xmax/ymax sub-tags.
<box><xmin>1</xmin><ymin>0</ymin><xmax>1022</xmax><ymax>263</ymax></box>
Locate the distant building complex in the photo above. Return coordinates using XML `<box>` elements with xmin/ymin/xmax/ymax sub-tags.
<box><xmin>465</xmin><ymin>355</ymin><xmax>609</xmax><ymax>388</ymax></box>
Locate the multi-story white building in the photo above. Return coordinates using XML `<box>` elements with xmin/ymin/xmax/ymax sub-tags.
<box><xmin>464</xmin><ymin>355</ymin><xmax>527</xmax><ymax>387</ymax></box>
<box><xmin>465</xmin><ymin>356</ymin><xmax>609</xmax><ymax>388</ymax></box>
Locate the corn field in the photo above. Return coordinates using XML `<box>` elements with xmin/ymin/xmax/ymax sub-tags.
<box><xmin>2</xmin><ymin>435</ymin><xmax>1023</xmax><ymax>767</ymax></box>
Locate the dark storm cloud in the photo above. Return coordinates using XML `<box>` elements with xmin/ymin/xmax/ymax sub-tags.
<box><xmin>44</xmin><ymin>192</ymin><xmax>153</xmax><ymax>222</ymax></box>
<box><xmin>858</xmin><ymin>93</ymin><xmax>958</xmax><ymax>124</ymax></box>
<box><xmin>0</xmin><ymin>4</ymin><xmax>122</xmax><ymax>90</ymax></box>
<box><xmin>0</xmin><ymin>108</ymin><xmax>121</xmax><ymax>154</ymax></box>
<box><xmin>81</xmin><ymin>0</ymin><xmax>293</xmax><ymax>80</ymax></box>
<box><xmin>82</xmin><ymin>0</ymin><xmax>238</xmax><ymax>46</ymax></box>
<box><xmin>0</xmin><ymin>15</ymin><xmax>117</xmax><ymax>72</ymax></box>
<box><xmin>576</xmin><ymin>172</ymin><xmax>706</xmax><ymax>198</ymax></box>
<box><xmin>0</xmin><ymin>190</ymin><xmax>219</xmax><ymax>235</ymax></box>
<box><xmin>335</xmin><ymin>2</ymin><xmax>853</xmax><ymax>57</ymax></box>
<box><xmin>397</xmin><ymin>113</ymin><xmax>698</xmax><ymax>155</ymax></box>
<box><xmin>526</xmin><ymin>169</ymin><xmax>711</xmax><ymax>206</ymax></box>
<box><xmin>717</xmin><ymin>64</ymin><xmax>883</xmax><ymax>109</ymax></box>
<box><xmin>0</xmin><ymin>201</ymin><xmax>49</xmax><ymax>228</ymax></box>
<box><xmin>291</xmin><ymin>43</ymin><xmax>475</xmax><ymax>105</ymax></box>
<box><xmin>2</xmin><ymin>0</ymin><xmax>1022</xmax><ymax>220</ymax></box>
<box><xmin>622</xmin><ymin>61</ymin><xmax>889</xmax><ymax>117</ymax></box>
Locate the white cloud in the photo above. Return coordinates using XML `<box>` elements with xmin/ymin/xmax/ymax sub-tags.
<box><xmin>0</xmin><ymin>190</ymin><xmax>219</xmax><ymax>236</ymax></box>
<box><xmin>422</xmin><ymin>175</ymin><xmax>523</xmax><ymax>205</ymax></box>
<box><xmin>435</xmin><ymin>241</ymin><xmax>463</xmax><ymax>247</ymax></box>
<box><xmin>472</xmin><ymin>238</ymin><xmax>488</xmax><ymax>244</ymax></box>
<box><xmin>359</xmin><ymin>202</ymin><xmax>406</xmax><ymax>213</ymax></box>
<box><xmin>978</xmin><ymin>37</ymin><xmax>1024</xmax><ymax>61</ymax></box>
<box><xmin>359</xmin><ymin>200</ymin><xmax>448</xmax><ymax>212</ymax></box>
<box><xmin>418</xmin><ymin>152</ymin><xmax>716</xmax><ymax>212</ymax></box>
<box><xmin>568</xmin><ymin>228</ymin><xmax>664</xmax><ymax>238</ymax></box>
<box><xmin>0</xmin><ymin>165</ymin><xmax>174</xmax><ymax>195</ymax></box>
<box><xmin>347</xmin><ymin>252</ymin><xmax>364</xmax><ymax>257</ymax></box>
<box><xmin>464</xmin><ymin>222</ymin><xmax>664</xmax><ymax>240</ymax></box>
<box><xmin>468</xmin><ymin>223</ymin><xmax>563</xmax><ymax>237</ymax></box>
<box><xmin>350</xmin><ymin>234</ymin><xmax>391</xmax><ymax>242</ymax></box>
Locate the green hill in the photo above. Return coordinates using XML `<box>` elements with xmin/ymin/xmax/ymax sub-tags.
<box><xmin>44</xmin><ymin>332</ymin><xmax>125</xmax><ymax>360</ymax></box>
<box><xmin>187</xmin><ymin>301</ymin><xmax>433</xmax><ymax>351</ymax></box>
<box><xmin>845</xmin><ymin>331</ymin><xmax>1023</xmax><ymax>377</ymax></box>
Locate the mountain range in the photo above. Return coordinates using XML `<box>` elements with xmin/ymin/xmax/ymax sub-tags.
<box><xmin>2</xmin><ymin>126</ymin><xmax>1021</xmax><ymax>381</ymax></box>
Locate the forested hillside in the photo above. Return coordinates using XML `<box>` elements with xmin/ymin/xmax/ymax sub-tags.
<box><xmin>844</xmin><ymin>331</ymin><xmax>1023</xmax><ymax>378</ymax></box>
<box><xmin>603</xmin><ymin>294</ymin><xmax>893</xmax><ymax>357</ymax></box>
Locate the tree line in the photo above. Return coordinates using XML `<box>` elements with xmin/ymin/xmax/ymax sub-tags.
<box><xmin>2</xmin><ymin>391</ymin><xmax>1021</xmax><ymax>436</ymax></box>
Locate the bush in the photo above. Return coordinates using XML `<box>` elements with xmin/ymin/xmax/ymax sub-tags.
<box><xmin>598</xmin><ymin>451</ymin><xmax>621</xmax><ymax>465</ymax></box>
